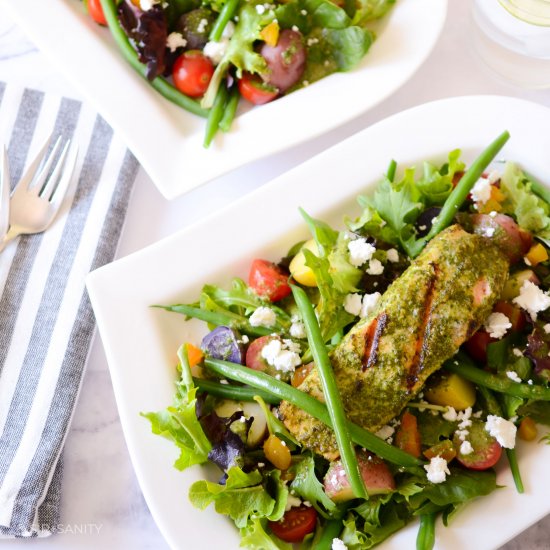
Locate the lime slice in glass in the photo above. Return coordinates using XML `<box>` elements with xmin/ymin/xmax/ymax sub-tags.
<box><xmin>498</xmin><ymin>0</ymin><xmax>550</xmax><ymax>26</ymax></box>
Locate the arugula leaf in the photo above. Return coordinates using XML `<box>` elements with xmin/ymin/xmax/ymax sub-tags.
<box><xmin>289</xmin><ymin>453</ymin><xmax>337</xmax><ymax>518</ymax></box>
<box><xmin>141</xmin><ymin>346</ymin><xmax>211</xmax><ymax>470</ymax></box>
<box><xmin>189</xmin><ymin>467</ymin><xmax>283</xmax><ymax>528</ymax></box>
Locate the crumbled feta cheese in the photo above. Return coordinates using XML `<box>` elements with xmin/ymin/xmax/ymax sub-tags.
<box><xmin>203</xmin><ymin>39</ymin><xmax>229</xmax><ymax>65</ymax></box>
<box><xmin>460</xmin><ymin>440</ymin><xmax>474</xmax><ymax>455</ymax></box>
<box><xmin>455</xmin><ymin>429</ymin><xmax>470</xmax><ymax>442</ymax></box>
<box><xmin>197</xmin><ymin>17</ymin><xmax>209</xmax><ymax>33</ymax></box>
<box><xmin>302</xmin><ymin>80</ymin><xmax>310</xmax><ymax>87</ymax></box>
<box><xmin>348</xmin><ymin>238</ymin><xmax>375</xmax><ymax>267</ymax></box>
<box><xmin>220</xmin><ymin>379</ymin><xmax>229</xmax><ymax>385</ymax></box>
<box><xmin>250</xmin><ymin>306</ymin><xmax>277</xmax><ymax>327</ymax></box>
<box><xmin>418</xmin><ymin>225</ymin><xmax>427</xmax><ymax>231</ymax></box>
<box><xmin>487</xmin><ymin>170</ymin><xmax>500</xmax><ymax>184</ymax></box>
<box><xmin>367</xmin><ymin>259</ymin><xmax>384</xmax><ymax>275</ymax></box>
<box><xmin>443</xmin><ymin>406</ymin><xmax>458</xmax><ymax>422</ymax></box>
<box><xmin>290</xmin><ymin>318</ymin><xmax>306</xmax><ymax>339</ymax></box>
<box><xmin>485</xmin><ymin>415</ymin><xmax>517</xmax><ymax>449</ymax></box>
<box><xmin>292</xmin><ymin>24</ymin><xmax>299</xmax><ymax>31</ymax></box>
<box><xmin>424</xmin><ymin>456</ymin><xmax>450</xmax><ymax>484</ymax></box>
<box><xmin>166</xmin><ymin>32</ymin><xmax>187</xmax><ymax>52</ymax></box>
<box><xmin>544</xmin><ymin>323</ymin><xmax>550</xmax><ymax>334</ymax></box>
<box><xmin>307</xmin><ymin>37</ymin><xmax>319</xmax><ymax>46</ymax></box>
<box><xmin>528</xmin><ymin>379</ymin><xmax>534</xmax><ymax>385</ymax></box>
<box><xmin>256</xmin><ymin>4</ymin><xmax>266</xmax><ymax>13</ymax></box>
<box><xmin>512</xmin><ymin>347</ymin><xmax>523</xmax><ymax>357</ymax></box>
<box><xmin>261</xmin><ymin>338</ymin><xmax>301</xmax><ymax>373</ymax></box>
<box><xmin>386</xmin><ymin>248</ymin><xmax>399</xmax><ymax>262</ymax></box>
<box><xmin>360</xmin><ymin>292</ymin><xmax>381</xmax><ymax>318</ymax></box>
<box><xmin>375</xmin><ymin>425</ymin><xmax>395</xmax><ymax>443</ymax></box>
<box><xmin>332</xmin><ymin>538</ymin><xmax>348</xmax><ymax>550</ymax></box>
<box><xmin>471</xmin><ymin>176</ymin><xmax>492</xmax><ymax>204</ymax></box>
<box><xmin>300</xmin><ymin>8</ymin><xmax>308</xmax><ymax>15</ymax></box>
<box><xmin>524</xmin><ymin>257</ymin><xmax>532</xmax><ymax>266</ymax></box>
<box><xmin>457</xmin><ymin>407</ymin><xmax>472</xmax><ymax>430</ymax></box>
<box><xmin>285</xmin><ymin>494</ymin><xmax>302</xmax><ymax>511</ymax></box>
<box><xmin>489</xmin><ymin>210</ymin><xmax>497</xmax><ymax>218</ymax></box>
<box><xmin>513</xmin><ymin>280</ymin><xmax>550</xmax><ymax>320</ymax></box>
<box><xmin>221</xmin><ymin>20</ymin><xmax>235</xmax><ymax>39</ymax></box>
<box><xmin>484</xmin><ymin>227</ymin><xmax>496</xmax><ymax>238</ymax></box>
<box><xmin>140</xmin><ymin>0</ymin><xmax>160</xmax><ymax>10</ymax></box>
<box><xmin>484</xmin><ymin>312</ymin><xmax>512</xmax><ymax>339</ymax></box>
<box><xmin>344</xmin><ymin>293</ymin><xmax>363</xmax><ymax>316</ymax></box>
<box><xmin>506</xmin><ymin>370</ymin><xmax>522</xmax><ymax>383</ymax></box>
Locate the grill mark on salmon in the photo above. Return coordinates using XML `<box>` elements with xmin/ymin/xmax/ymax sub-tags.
<box><xmin>406</xmin><ymin>263</ymin><xmax>439</xmax><ymax>388</ymax></box>
<box><xmin>362</xmin><ymin>312</ymin><xmax>388</xmax><ymax>371</ymax></box>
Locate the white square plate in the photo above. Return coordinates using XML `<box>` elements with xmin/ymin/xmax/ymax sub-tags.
<box><xmin>87</xmin><ymin>95</ymin><xmax>550</xmax><ymax>549</ymax></box>
<box><xmin>4</xmin><ymin>0</ymin><xmax>446</xmax><ymax>199</ymax></box>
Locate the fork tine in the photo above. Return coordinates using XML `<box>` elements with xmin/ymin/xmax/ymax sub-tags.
<box><xmin>39</xmin><ymin>139</ymin><xmax>70</xmax><ymax>201</ymax></box>
<box><xmin>31</xmin><ymin>136</ymin><xmax>63</xmax><ymax>195</ymax></box>
<box><xmin>13</xmin><ymin>133</ymin><xmax>53</xmax><ymax>194</ymax></box>
<box><xmin>49</xmin><ymin>144</ymin><xmax>78</xmax><ymax>210</ymax></box>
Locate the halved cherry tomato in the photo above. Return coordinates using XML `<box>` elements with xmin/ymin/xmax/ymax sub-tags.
<box><xmin>87</xmin><ymin>0</ymin><xmax>107</xmax><ymax>25</ymax></box>
<box><xmin>245</xmin><ymin>335</ymin><xmax>274</xmax><ymax>372</ymax></box>
<box><xmin>291</xmin><ymin>362</ymin><xmax>314</xmax><ymax>388</ymax></box>
<box><xmin>493</xmin><ymin>301</ymin><xmax>527</xmax><ymax>333</ymax></box>
<box><xmin>268</xmin><ymin>506</ymin><xmax>317</xmax><ymax>543</ymax></box>
<box><xmin>238</xmin><ymin>73</ymin><xmax>278</xmax><ymax>105</ymax></box>
<box><xmin>464</xmin><ymin>329</ymin><xmax>494</xmax><ymax>364</ymax></box>
<box><xmin>249</xmin><ymin>259</ymin><xmax>291</xmax><ymax>301</ymax></box>
<box><xmin>172</xmin><ymin>51</ymin><xmax>214</xmax><ymax>98</ymax></box>
<box><xmin>394</xmin><ymin>410</ymin><xmax>422</xmax><ymax>458</ymax></box>
<box><xmin>453</xmin><ymin>419</ymin><xmax>502</xmax><ymax>470</ymax></box>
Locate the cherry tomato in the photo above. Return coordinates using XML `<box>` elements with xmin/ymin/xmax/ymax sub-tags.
<box><xmin>172</xmin><ymin>51</ymin><xmax>214</xmax><ymax>98</ymax></box>
<box><xmin>268</xmin><ymin>506</ymin><xmax>317</xmax><ymax>543</ymax></box>
<box><xmin>249</xmin><ymin>259</ymin><xmax>292</xmax><ymax>301</ymax></box>
<box><xmin>245</xmin><ymin>335</ymin><xmax>274</xmax><ymax>372</ymax></box>
<box><xmin>395</xmin><ymin>410</ymin><xmax>422</xmax><ymax>458</ymax></box>
<box><xmin>464</xmin><ymin>329</ymin><xmax>494</xmax><ymax>364</ymax></box>
<box><xmin>87</xmin><ymin>0</ymin><xmax>107</xmax><ymax>25</ymax></box>
<box><xmin>453</xmin><ymin>419</ymin><xmax>502</xmax><ymax>470</ymax></box>
<box><xmin>238</xmin><ymin>73</ymin><xmax>278</xmax><ymax>105</ymax></box>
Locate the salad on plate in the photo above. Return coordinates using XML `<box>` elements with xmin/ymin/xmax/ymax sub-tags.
<box><xmin>144</xmin><ymin>131</ymin><xmax>550</xmax><ymax>549</ymax></box>
<box><xmin>84</xmin><ymin>0</ymin><xmax>395</xmax><ymax>146</ymax></box>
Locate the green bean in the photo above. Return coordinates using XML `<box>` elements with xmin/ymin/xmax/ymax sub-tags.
<box><xmin>204</xmin><ymin>357</ymin><xmax>421</xmax><ymax>467</ymax></box>
<box><xmin>386</xmin><ymin>159</ymin><xmax>397</xmax><ymax>182</ymax></box>
<box><xmin>153</xmin><ymin>304</ymin><xmax>273</xmax><ymax>337</ymax></box>
<box><xmin>209</xmin><ymin>0</ymin><xmax>240</xmax><ymax>41</ymax></box>
<box><xmin>219</xmin><ymin>86</ymin><xmax>240</xmax><ymax>132</ymax></box>
<box><xmin>193</xmin><ymin>377</ymin><xmax>281</xmax><ymax>404</ymax></box>
<box><xmin>315</xmin><ymin>519</ymin><xmax>344</xmax><ymax>550</ymax></box>
<box><xmin>506</xmin><ymin>448</ymin><xmax>524</xmax><ymax>494</ymax></box>
<box><xmin>291</xmin><ymin>284</ymin><xmax>367</xmax><ymax>499</ymax></box>
<box><xmin>99</xmin><ymin>0</ymin><xmax>208</xmax><ymax>118</ymax></box>
<box><xmin>204</xmin><ymin>83</ymin><xmax>229</xmax><ymax>148</ymax></box>
<box><xmin>416</xmin><ymin>513</ymin><xmax>436</xmax><ymax>550</ymax></box>
<box><xmin>445</xmin><ymin>353</ymin><xmax>550</xmax><ymax>400</ymax></box>
<box><xmin>409</xmin><ymin>131</ymin><xmax>510</xmax><ymax>257</ymax></box>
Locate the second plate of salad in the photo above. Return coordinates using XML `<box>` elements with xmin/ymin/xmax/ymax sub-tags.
<box><xmin>4</xmin><ymin>0</ymin><xmax>446</xmax><ymax>198</ymax></box>
<box><xmin>87</xmin><ymin>95</ymin><xmax>550</xmax><ymax>549</ymax></box>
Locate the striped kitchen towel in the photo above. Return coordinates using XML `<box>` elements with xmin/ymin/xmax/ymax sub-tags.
<box><xmin>0</xmin><ymin>82</ymin><xmax>139</xmax><ymax>537</ymax></box>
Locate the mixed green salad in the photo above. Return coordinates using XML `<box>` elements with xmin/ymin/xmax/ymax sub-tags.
<box><xmin>144</xmin><ymin>132</ymin><xmax>550</xmax><ymax>549</ymax></box>
<box><xmin>83</xmin><ymin>0</ymin><xmax>395</xmax><ymax>146</ymax></box>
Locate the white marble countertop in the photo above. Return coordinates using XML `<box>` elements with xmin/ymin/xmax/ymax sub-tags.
<box><xmin>1</xmin><ymin>1</ymin><xmax>550</xmax><ymax>548</ymax></box>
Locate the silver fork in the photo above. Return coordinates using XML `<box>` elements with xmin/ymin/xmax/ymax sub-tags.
<box><xmin>0</xmin><ymin>135</ymin><xmax>78</xmax><ymax>253</ymax></box>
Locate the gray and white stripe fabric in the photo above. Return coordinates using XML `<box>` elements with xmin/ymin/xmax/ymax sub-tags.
<box><xmin>0</xmin><ymin>82</ymin><xmax>139</xmax><ymax>537</ymax></box>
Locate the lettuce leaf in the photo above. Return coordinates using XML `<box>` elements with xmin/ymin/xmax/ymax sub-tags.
<box><xmin>189</xmin><ymin>467</ymin><xmax>288</xmax><ymax>528</ymax></box>
<box><xmin>500</xmin><ymin>161</ymin><xmax>550</xmax><ymax>242</ymax></box>
<box><xmin>240</xmin><ymin>518</ymin><xmax>293</xmax><ymax>550</ymax></box>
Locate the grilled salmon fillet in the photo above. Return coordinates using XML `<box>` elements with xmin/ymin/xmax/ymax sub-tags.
<box><xmin>279</xmin><ymin>225</ymin><xmax>509</xmax><ymax>459</ymax></box>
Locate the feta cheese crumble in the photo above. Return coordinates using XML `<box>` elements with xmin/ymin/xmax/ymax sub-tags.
<box><xmin>344</xmin><ymin>292</ymin><xmax>381</xmax><ymax>318</ymax></box>
<box><xmin>332</xmin><ymin>539</ymin><xmax>348</xmax><ymax>550</ymax></box>
<box><xmin>484</xmin><ymin>312</ymin><xmax>512</xmax><ymax>339</ymax></box>
<box><xmin>544</xmin><ymin>323</ymin><xmax>550</xmax><ymax>334</ymax></box>
<box><xmin>361</xmin><ymin>292</ymin><xmax>381</xmax><ymax>318</ymax></box>
<box><xmin>366</xmin><ymin>259</ymin><xmax>384</xmax><ymax>275</ymax></box>
<box><xmin>386</xmin><ymin>248</ymin><xmax>399</xmax><ymax>262</ymax></box>
<box><xmin>347</xmin><ymin>238</ymin><xmax>375</xmax><ymax>267</ymax></box>
<box><xmin>166</xmin><ymin>32</ymin><xmax>187</xmax><ymax>52</ymax></box>
<box><xmin>443</xmin><ymin>406</ymin><xmax>458</xmax><ymax>422</ymax></box>
<box><xmin>424</xmin><ymin>456</ymin><xmax>450</xmax><ymax>484</ymax></box>
<box><xmin>249</xmin><ymin>306</ymin><xmax>277</xmax><ymax>327</ymax></box>
<box><xmin>471</xmin><ymin>176</ymin><xmax>492</xmax><ymax>204</ymax></box>
<box><xmin>485</xmin><ymin>415</ymin><xmax>517</xmax><ymax>449</ymax></box>
<box><xmin>506</xmin><ymin>370</ymin><xmax>522</xmax><ymax>383</ymax></box>
<box><xmin>140</xmin><ymin>0</ymin><xmax>160</xmax><ymax>10</ymax></box>
<box><xmin>261</xmin><ymin>338</ymin><xmax>301</xmax><ymax>373</ymax></box>
<box><xmin>285</xmin><ymin>494</ymin><xmax>302</xmax><ymax>511</ymax></box>
<box><xmin>289</xmin><ymin>316</ymin><xmax>306</xmax><ymax>339</ymax></box>
<box><xmin>203</xmin><ymin>40</ymin><xmax>229</xmax><ymax>65</ymax></box>
<box><xmin>513</xmin><ymin>280</ymin><xmax>550</xmax><ymax>320</ymax></box>
<box><xmin>460</xmin><ymin>440</ymin><xmax>474</xmax><ymax>455</ymax></box>
<box><xmin>375</xmin><ymin>424</ymin><xmax>395</xmax><ymax>443</ymax></box>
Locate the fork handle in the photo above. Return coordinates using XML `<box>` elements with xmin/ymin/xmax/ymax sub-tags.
<box><xmin>0</xmin><ymin>228</ymin><xmax>20</xmax><ymax>253</ymax></box>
